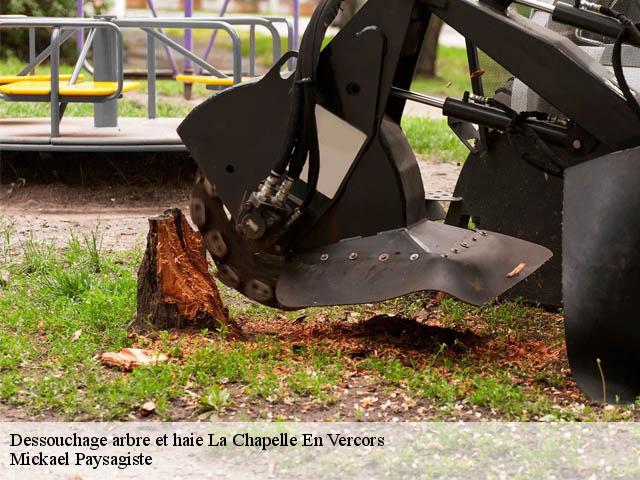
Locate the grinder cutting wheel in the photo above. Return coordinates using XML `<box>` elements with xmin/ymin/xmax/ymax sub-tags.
<box><xmin>179</xmin><ymin>0</ymin><xmax>551</xmax><ymax>310</ymax></box>
<box><xmin>179</xmin><ymin>0</ymin><xmax>640</xmax><ymax>403</ymax></box>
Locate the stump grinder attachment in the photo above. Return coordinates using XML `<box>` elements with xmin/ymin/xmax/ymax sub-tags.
<box><xmin>179</xmin><ymin>0</ymin><xmax>640</xmax><ymax>403</ymax></box>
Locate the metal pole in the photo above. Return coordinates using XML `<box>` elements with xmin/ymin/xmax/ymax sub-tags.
<box><xmin>184</xmin><ymin>0</ymin><xmax>194</xmax><ymax>99</ymax></box>
<box><xmin>293</xmin><ymin>0</ymin><xmax>300</xmax><ymax>48</ymax></box>
<box><xmin>184</xmin><ymin>0</ymin><xmax>193</xmax><ymax>69</ymax></box>
<box><xmin>390</xmin><ymin>87</ymin><xmax>446</xmax><ymax>110</ymax></box>
<box><xmin>147</xmin><ymin>32</ymin><xmax>157</xmax><ymax>119</ymax></box>
<box><xmin>93</xmin><ymin>20</ymin><xmax>119</xmax><ymax>128</ymax></box>
<box><xmin>71</xmin><ymin>28</ymin><xmax>95</xmax><ymax>84</ymax></box>
<box><xmin>50</xmin><ymin>28</ymin><xmax>61</xmax><ymax>138</ymax></box>
<box><xmin>77</xmin><ymin>0</ymin><xmax>84</xmax><ymax>50</ymax></box>
<box><xmin>28</xmin><ymin>28</ymin><xmax>36</xmax><ymax>74</ymax></box>
<box><xmin>249</xmin><ymin>25</ymin><xmax>256</xmax><ymax>77</ymax></box>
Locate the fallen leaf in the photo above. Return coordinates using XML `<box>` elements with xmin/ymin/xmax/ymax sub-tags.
<box><xmin>507</xmin><ymin>262</ymin><xmax>527</xmax><ymax>278</ymax></box>
<box><xmin>71</xmin><ymin>330</ymin><xmax>82</xmax><ymax>341</ymax></box>
<box><xmin>470</xmin><ymin>69</ymin><xmax>485</xmax><ymax>79</ymax></box>
<box><xmin>140</xmin><ymin>401</ymin><xmax>156</xmax><ymax>416</ymax></box>
<box><xmin>101</xmin><ymin>348</ymin><xmax>168</xmax><ymax>371</ymax></box>
<box><xmin>434</xmin><ymin>292</ymin><xmax>447</xmax><ymax>304</ymax></box>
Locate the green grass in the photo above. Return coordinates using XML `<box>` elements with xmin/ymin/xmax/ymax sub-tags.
<box><xmin>411</xmin><ymin>46</ymin><xmax>471</xmax><ymax>99</ymax></box>
<box><xmin>0</xmin><ymin>235</ymin><xmax>347</xmax><ymax>419</ymax></box>
<box><xmin>0</xmin><ymin>230</ymin><xmax>634</xmax><ymax>420</ymax></box>
<box><xmin>401</xmin><ymin>117</ymin><xmax>469</xmax><ymax>162</ymax></box>
<box><xmin>1</xmin><ymin>229</ymin><xmax>639</xmax><ymax>421</ymax></box>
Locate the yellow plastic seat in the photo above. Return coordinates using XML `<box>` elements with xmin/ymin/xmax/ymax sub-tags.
<box><xmin>0</xmin><ymin>80</ymin><xmax>140</xmax><ymax>97</ymax></box>
<box><xmin>0</xmin><ymin>74</ymin><xmax>83</xmax><ymax>85</ymax></box>
<box><xmin>62</xmin><ymin>81</ymin><xmax>140</xmax><ymax>96</ymax></box>
<box><xmin>176</xmin><ymin>74</ymin><xmax>244</xmax><ymax>86</ymax></box>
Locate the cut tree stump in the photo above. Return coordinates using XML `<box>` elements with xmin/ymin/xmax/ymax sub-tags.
<box><xmin>134</xmin><ymin>208</ymin><xmax>240</xmax><ymax>336</ymax></box>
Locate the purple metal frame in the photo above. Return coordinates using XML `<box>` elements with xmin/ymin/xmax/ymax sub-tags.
<box><xmin>184</xmin><ymin>0</ymin><xmax>193</xmax><ymax>72</ymax></box>
<box><xmin>77</xmin><ymin>0</ymin><xmax>84</xmax><ymax>50</ymax></box>
<box><xmin>294</xmin><ymin>0</ymin><xmax>299</xmax><ymax>48</ymax></box>
<box><xmin>75</xmin><ymin>0</ymin><xmax>302</xmax><ymax>74</ymax></box>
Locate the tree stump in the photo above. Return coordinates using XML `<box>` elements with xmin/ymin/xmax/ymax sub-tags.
<box><xmin>135</xmin><ymin>208</ymin><xmax>240</xmax><ymax>336</ymax></box>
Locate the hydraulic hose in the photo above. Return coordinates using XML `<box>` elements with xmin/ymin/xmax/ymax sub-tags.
<box><xmin>272</xmin><ymin>0</ymin><xmax>344</xmax><ymax>209</ymax></box>
<box><xmin>585</xmin><ymin>3</ymin><xmax>640</xmax><ymax>122</ymax></box>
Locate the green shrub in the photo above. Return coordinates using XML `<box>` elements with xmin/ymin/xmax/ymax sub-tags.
<box><xmin>0</xmin><ymin>0</ymin><xmax>109</xmax><ymax>61</ymax></box>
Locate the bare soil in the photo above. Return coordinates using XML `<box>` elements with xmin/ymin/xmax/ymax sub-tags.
<box><xmin>0</xmin><ymin>151</ymin><xmax>461</xmax><ymax>251</ymax></box>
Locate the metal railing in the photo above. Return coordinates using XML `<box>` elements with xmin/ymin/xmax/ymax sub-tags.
<box><xmin>0</xmin><ymin>18</ymin><xmax>124</xmax><ymax>136</ymax></box>
<box><xmin>0</xmin><ymin>15</ymin><xmax>292</xmax><ymax>137</ymax></box>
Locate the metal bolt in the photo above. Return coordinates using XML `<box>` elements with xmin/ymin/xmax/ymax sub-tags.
<box><xmin>410</xmin><ymin>253</ymin><xmax>420</xmax><ymax>261</ymax></box>
<box><xmin>460</xmin><ymin>242</ymin><xmax>469</xmax><ymax>248</ymax></box>
<box><xmin>441</xmin><ymin>254</ymin><xmax>449</xmax><ymax>259</ymax></box>
<box><xmin>320</xmin><ymin>254</ymin><xmax>329</xmax><ymax>262</ymax></box>
<box><xmin>349</xmin><ymin>252</ymin><xmax>359</xmax><ymax>260</ymax></box>
<box><xmin>378</xmin><ymin>253</ymin><xmax>390</xmax><ymax>262</ymax></box>
<box><xmin>479</xmin><ymin>231</ymin><xmax>488</xmax><ymax>237</ymax></box>
<box><xmin>243</xmin><ymin>217</ymin><xmax>260</xmax><ymax>233</ymax></box>
<box><xmin>451</xmin><ymin>248</ymin><xmax>459</xmax><ymax>254</ymax></box>
<box><xmin>572</xmin><ymin>139</ymin><xmax>582</xmax><ymax>150</ymax></box>
<box><xmin>472</xmin><ymin>237</ymin><xmax>478</xmax><ymax>242</ymax></box>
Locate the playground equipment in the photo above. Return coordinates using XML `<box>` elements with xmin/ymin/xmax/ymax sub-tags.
<box><xmin>0</xmin><ymin>14</ymin><xmax>291</xmax><ymax>151</ymax></box>
<box><xmin>74</xmin><ymin>0</ymin><xmax>300</xmax><ymax>96</ymax></box>
<box><xmin>179</xmin><ymin>0</ymin><xmax>640</xmax><ymax>403</ymax></box>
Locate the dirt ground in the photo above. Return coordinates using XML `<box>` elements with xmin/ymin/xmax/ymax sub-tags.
<box><xmin>0</xmin><ymin>152</ymin><xmax>461</xmax><ymax>251</ymax></box>
<box><xmin>3</xmin><ymin>153</ymin><xmax>639</xmax><ymax>423</ymax></box>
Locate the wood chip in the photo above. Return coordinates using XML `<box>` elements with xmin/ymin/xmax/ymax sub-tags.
<box><xmin>507</xmin><ymin>262</ymin><xmax>527</xmax><ymax>278</ymax></box>
<box><xmin>140</xmin><ymin>401</ymin><xmax>157</xmax><ymax>416</ymax></box>
<box><xmin>101</xmin><ymin>348</ymin><xmax>168</xmax><ymax>371</ymax></box>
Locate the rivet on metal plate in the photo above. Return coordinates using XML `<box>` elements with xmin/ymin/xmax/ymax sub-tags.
<box><xmin>349</xmin><ymin>252</ymin><xmax>359</xmax><ymax>260</ymax></box>
<box><xmin>378</xmin><ymin>253</ymin><xmax>390</xmax><ymax>262</ymax></box>
<box><xmin>410</xmin><ymin>253</ymin><xmax>420</xmax><ymax>261</ymax></box>
<box><xmin>321</xmin><ymin>253</ymin><xmax>329</xmax><ymax>261</ymax></box>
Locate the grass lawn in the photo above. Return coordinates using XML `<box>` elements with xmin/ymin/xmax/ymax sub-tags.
<box><xmin>1</xmin><ymin>226</ymin><xmax>638</xmax><ymax>421</ymax></box>
<box><xmin>401</xmin><ymin>117</ymin><xmax>468</xmax><ymax>162</ymax></box>
<box><xmin>411</xmin><ymin>45</ymin><xmax>471</xmax><ymax>99</ymax></box>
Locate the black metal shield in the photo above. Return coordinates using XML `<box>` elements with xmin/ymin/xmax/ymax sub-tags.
<box><xmin>277</xmin><ymin>220</ymin><xmax>552</xmax><ymax>308</ymax></box>
<box><xmin>564</xmin><ymin>147</ymin><xmax>640</xmax><ymax>403</ymax></box>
